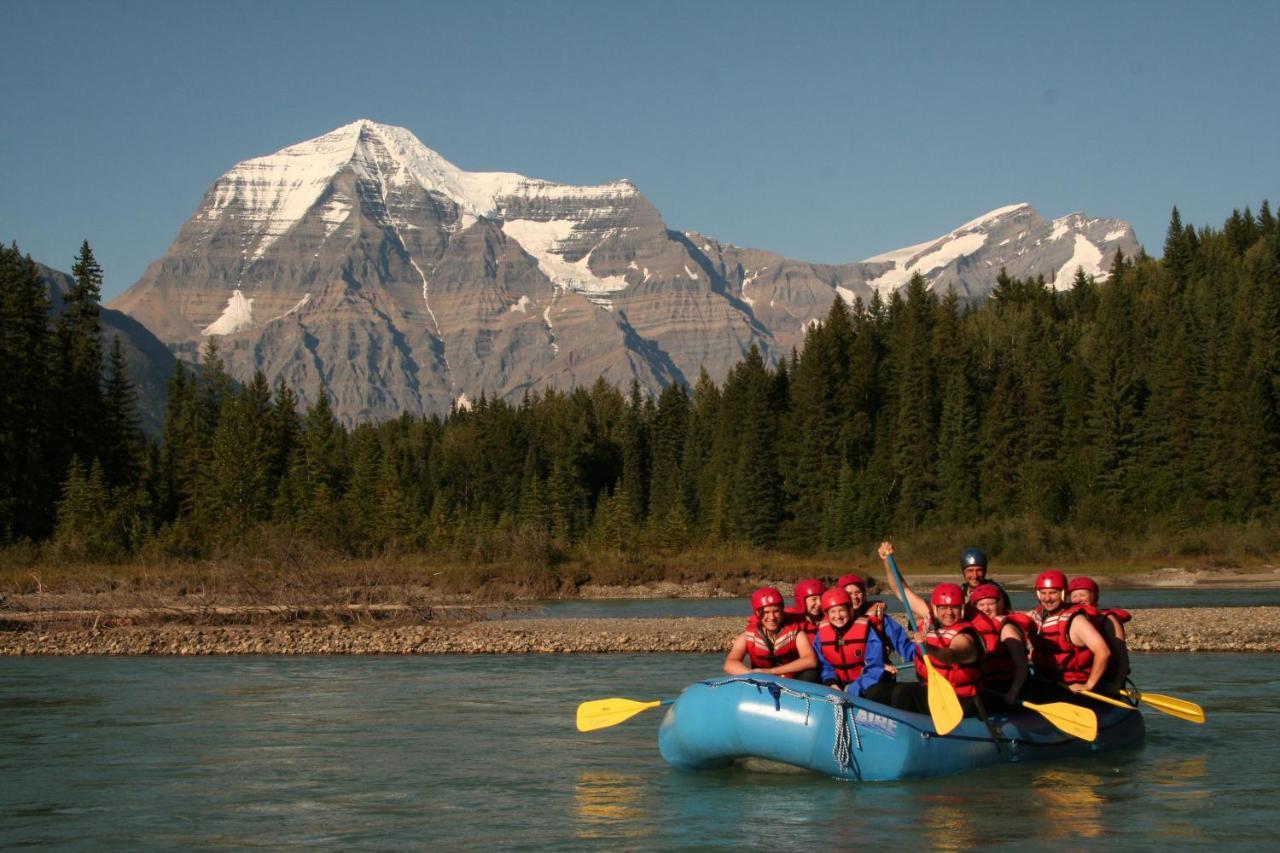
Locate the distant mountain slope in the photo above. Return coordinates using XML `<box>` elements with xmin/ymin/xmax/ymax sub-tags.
<box><xmin>39</xmin><ymin>263</ymin><xmax>173</xmax><ymax>435</ymax></box>
<box><xmin>110</xmin><ymin>120</ymin><xmax>1140</xmax><ymax>423</ymax></box>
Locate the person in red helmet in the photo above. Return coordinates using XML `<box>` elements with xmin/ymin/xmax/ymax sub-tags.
<box><xmin>787</xmin><ymin>578</ymin><xmax>828</xmax><ymax>646</ymax></box>
<box><xmin>836</xmin><ymin>572</ymin><xmax>889</xmax><ymax>622</ymax></box>
<box><xmin>724</xmin><ymin>586</ymin><xmax>818</xmax><ymax>680</ymax></box>
<box><xmin>1026</xmin><ymin>570</ymin><xmax>1112</xmax><ymax>697</ymax></box>
<box><xmin>1068</xmin><ymin>576</ymin><xmax>1132</xmax><ymax>693</ymax></box>
<box><xmin>877</xmin><ymin>544</ymin><xmax>984</xmax><ymax>717</ymax></box>
<box><xmin>968</xmin><ymin>582</ymin><xmax>1033</xmax><ymax>707</ymax></box>
<box><xmin>814</xmin><ymin>587</ymin><xmax>917</xmax><ymax>704</ymax></box>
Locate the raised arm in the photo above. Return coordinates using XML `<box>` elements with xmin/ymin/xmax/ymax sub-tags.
<box><xmin>878</xmin><ymin>541</ymin><xmax>930</xmax><ymax>626</ymax></box>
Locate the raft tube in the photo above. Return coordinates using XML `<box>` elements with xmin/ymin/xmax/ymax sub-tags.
<box><xmin>658</xmin><ymin>675</ymin><xmax>1145</xmax><ymax>782</ymax></box>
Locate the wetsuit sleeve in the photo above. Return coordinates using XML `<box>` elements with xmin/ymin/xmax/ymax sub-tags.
<box><xmin>846</xmin><ymin>629</ymin><xmax>885</xmax><ymax>698</ymax></box>
<box><xmin>814</xmin><ymin>635</ymin><xmax>838</xmax><ymax>685</ymax></box>
<box><xmin>883</xmin><ymin>615</ymin><xmax>918</xmax><ymax>662</ymax></box>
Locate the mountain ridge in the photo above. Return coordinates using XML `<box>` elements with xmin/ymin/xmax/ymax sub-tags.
<box><xmin>110</xmin><ymin>120</ymin><xmax>1142</xmax><ymax>423</ymax></box>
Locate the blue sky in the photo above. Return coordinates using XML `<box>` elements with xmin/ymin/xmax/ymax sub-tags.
<box><xmin>3</xmin><ymin>0</ymin><xmax>1276</xmax><ymax>302</ymax></box>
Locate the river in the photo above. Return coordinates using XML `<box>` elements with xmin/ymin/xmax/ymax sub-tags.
<box><xmin>528</xmin><ymin>586</ymin><xmax>1280</xmax><ymax>619</ymax></box>
<box><xmin>0</xmin><ymin>651</ymin><xmax>1270</xmax><ymax>850</ymax></box>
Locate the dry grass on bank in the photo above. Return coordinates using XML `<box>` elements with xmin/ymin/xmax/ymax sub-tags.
<box><xmin>3</xmin><ymin>514</ymin><xmax>1278</xmax><ymax>615</ymax></box>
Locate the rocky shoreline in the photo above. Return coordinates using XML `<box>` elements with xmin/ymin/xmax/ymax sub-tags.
<box><xmin>2</xmin><ymin>607</ymin><xmax>1278</xmax><ymax>655</ymax></box>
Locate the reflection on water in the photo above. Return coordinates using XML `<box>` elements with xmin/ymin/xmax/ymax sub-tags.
<box><xmin>1033</xmin><ymin>768</ymin><xmax>1107</xmax><ymax>839</ymax></box>
<box><xmin>573</xmin><ymin>771</ymin><xmax>650</xmax><ymax>841</ymax></box>
<box><xmin>919</xmin><ymin>793</ymin><xmax>983</xmax><ymax>852</ymax></box>
<box><xmin>1148</xmin><ymin>754</ymin><xmax>1208</xmax><ymax>791</ymax></box>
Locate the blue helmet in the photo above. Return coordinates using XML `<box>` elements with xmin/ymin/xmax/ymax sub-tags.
<box><xmin>960</xmin><ymin>548</ymin><xmax>988</xmax><ymax>570</ymax></box>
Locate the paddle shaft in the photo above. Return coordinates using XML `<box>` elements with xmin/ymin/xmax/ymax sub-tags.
<box><xmin>885</xmin><ymin>553</ymin><xmax>964</xmax><ymax>735</ymax></box>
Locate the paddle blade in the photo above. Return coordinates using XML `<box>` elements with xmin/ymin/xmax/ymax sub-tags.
<box><xmin>923</xmin><ymin>656</ymin><xmax>965</xmax><ymax>736</ymax></box>
<box><xmin>576</xmin><ymin>698</ymin><xmax>663</xmax><ymax>732</ymax></box>
<box><xmin>1122</xmin><ymin>690</ymin><xmax>1206</xmax><ymax>724</ymax></box>
<box><xmin>1022</xmin><ymin>699</ymin><xmax>1098</xmax><ymax>742</ymax></box>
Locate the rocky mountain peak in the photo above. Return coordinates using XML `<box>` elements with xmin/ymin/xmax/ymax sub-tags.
<box><xmin>111</xmin><ymin>122</ymin><xmax>1142</xmax><ymax>424</ymax></box>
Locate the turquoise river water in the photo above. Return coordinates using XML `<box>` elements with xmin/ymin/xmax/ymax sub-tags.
<box><xmin>0</xmin><ymin>652</ymin><xmax>1273</xmax><ymax>850</ymax></box>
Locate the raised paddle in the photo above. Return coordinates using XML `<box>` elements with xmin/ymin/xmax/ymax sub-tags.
<box><xmin>576</xmin><ymin>697</ymin><xmax>673</xmax><ymax>732</ymax></box>
<box><xmin>884</xmin><ymin>553</ymin><xmax>964</xmax><ymax>736</ymax></box>
<box><xmin>1120</xmin><ymin>689</ymin><xmax>1206</xmax><ymax>724</ymax></box>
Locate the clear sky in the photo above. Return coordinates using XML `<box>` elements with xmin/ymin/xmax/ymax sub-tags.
<box><xmin>3</xmin><ymin>0</ymin><xmax>1276</xmax><ymax>302</ymax></box>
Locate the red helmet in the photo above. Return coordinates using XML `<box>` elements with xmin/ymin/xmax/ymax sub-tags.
<box><xmin>794</xmin><ymin>579</ymin><xmax>828</xmax><ymax>605</ymax></box>
<box><xmin>1036</xmin><ymin>570</ymin><xmax>1068</xmax><ymax>591</ymax></box>
<box><xmin>751</xmin><ymin>587</ymin><xmax>784</xmax><ymax>612</ymax></box>
<box><xmin>820</xmin><ymin>588</ymin><xmax>852</xmax><ymax>613</ymax></box>
<box><xmin>969</xmin><ymin>583</ymin><xmax>1002</xmax><ymax>604</ymax></box>
<box><xmin>836</xmin><ymin>573</ymin><xmax>867</xmax><ymax>590</ymax></box>
<box><xmin>1068</xmin><ymin>576</ymin><xmax>1099</xmax><ymax>596</ymax></box>
<box><xmin>931</xmin><ymin>583</ymin><xmax>965</xmax><ymax>606</ymax></box>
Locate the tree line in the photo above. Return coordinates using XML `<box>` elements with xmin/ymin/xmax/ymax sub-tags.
<box><xmin>2</xmin><ymin>202</ymin><xmax>1277</xmax><ymax>567</ymax></box>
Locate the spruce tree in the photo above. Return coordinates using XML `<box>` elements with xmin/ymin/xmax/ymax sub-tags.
<box><xmin>100</xmin><ymin>337</ymin><xmax>143</xmax><ymax>490</ymax></box>
<box><xmin>56</xmin><ymin>241</ymin><xmax>107</xmax><ymax>474</ymax></box>
<box><xmin>0</xmin><ymin>245</ymin><xmax>57</xmax><ymax>540</ymax></box>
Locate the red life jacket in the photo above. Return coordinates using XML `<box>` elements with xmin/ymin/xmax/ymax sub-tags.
<box><xmin>1073</xmin><ymin>604</ymin><xmax>1131</xmax><ymax>684</ymax></box>
<box><xmin>786</xmin><ymin>606</ymin><xmax>821</xmax><ymax>645</ymax></box>
<box><xmin>743</xmin><ymin>617</ymin><xmax>802</xmax><ymax>676</ymax></box>
<box><xmin>971</xmin><ymin>612</ymin><xmax>1030</xmax><ymax>685</ymax></box>
<box><xmin>1030</xmin><ymin>605</ymin><xmax>1093</xmax><ymax>684</ymax></box>
<box><xmin>817</xmin><ymin>617</ymin><xmax>872</xmax><ymax>686</ymax></box>
<box><xmin>913</xmin><ymin>621</ymin><xmax>983</xmax><ymax>697</ymax></box>
<box><xmin>1103</xmin><ymin>607</ymin><xmax>1131</xmax><ymax>624</ymax></box>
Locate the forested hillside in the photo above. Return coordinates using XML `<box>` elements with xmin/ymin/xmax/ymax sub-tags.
<box><xmin>3</xmin><ymin>203</ymin><xmax>1277</xmax><ymax>581</ymax></box>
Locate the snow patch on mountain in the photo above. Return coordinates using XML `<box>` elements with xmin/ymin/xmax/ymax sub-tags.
<box><xmin>1052</xmin><ymin>234</ymin><xmax>1105</xmax><ymax>290</ymax></box>
<box><xmin>510</xmin><ymin>295</ymin><xmax>533</xmax><ymax>313</ymax></box>
<box><xmin>867</xmin><ymin>232</ymin><xmax>988</xmax><ymax>293</ymax></box>
<box><xmin>271</xmin><ymin>293</ymin><xmax>311</xmax><ymax>322</ymax></box>
<box><xmin>203</xmin><ymin>290</ymin><xmax>254</xmax><ymax>336</ymax></box>
<box><xmin>501</xmin><ymin>219</ymin><xmax>630</xmax><ymax>299</ymax></box>
<box><xmin>954</xmin><ymin>203</ymin><xmax>1031</xmax><ymax>232</ymax></box>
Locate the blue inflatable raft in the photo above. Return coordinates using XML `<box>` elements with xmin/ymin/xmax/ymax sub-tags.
<box><xmin>658</xmin><ymin>675</ymin><xmax>1145</xmax><ymax>782</ymax></box>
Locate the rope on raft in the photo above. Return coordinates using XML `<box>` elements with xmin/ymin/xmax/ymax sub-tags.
<box><xmin>701</xmin><ymin>676</ymin><xmax>859</xmax><ymax>770</ymax></box>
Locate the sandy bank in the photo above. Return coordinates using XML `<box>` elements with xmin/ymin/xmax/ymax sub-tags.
<box><xmin>2</xmin><ymin>607</ymin><xmax>1277</xmax><ymax>655</ymax></box>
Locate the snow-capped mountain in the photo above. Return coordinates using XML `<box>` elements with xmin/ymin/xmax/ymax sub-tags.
<box><xmin>110</xmin><ymin>120</ymin><xmax>1140</xmax><ymax>423</ymax></box>
<box><xmin>858</xmin><ymin>203</ymin><xmax>1132</xmax><ymax>296</ymax></box>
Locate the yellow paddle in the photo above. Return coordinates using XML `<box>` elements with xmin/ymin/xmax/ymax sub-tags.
<box><xmin>576</xmin><ymin>697</ymin><xmax>672</xmax><ymax>732</ymax></box>
<box><xmin>1016</xmin><ymin>698</ymin><xmax>1098</xmax><ymax>741</ymax></box>
<box><xmin>885</xmin><ymin>554</ymin><xmax>964</xmax><ymax>736</ymax></box>
<box><xmin>1075</xmin><ymin>687</ymin><xmax>1140</xmax><ymax>711</ymax></box>
<box><xmin>1120</xmin><ymin>689</ymin><xmax>1206</xmax><ymax>724</ymax></box>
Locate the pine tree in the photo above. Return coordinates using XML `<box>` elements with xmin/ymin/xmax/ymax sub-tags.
<box><xmin>0</xmin><ymin>245</ymin><xmax>57</xmax><ymax>540</ymax></box>
<box><xmin>889</xmin><ymin>275</ymin><xmax>938</xmax><ymax>527</ymax></box>
<box><xmin>100</xmin><ymin>336</ymin><xmax>143</xmax><ymax>490</ymax></box>
<box><xmin>203</xmin><ymin>372</ymin><xmax>274</xmax><ymax>538</ymax></box>
<box><xmin>932</xmin><ymin>289</ymin><xmax>979</xmax><ymax>523</ymax></box>
<box><xmin>1163</xmin><ymin>207</ymin><xmax>1192</xmax><ymax>286</ymax></box>
<box><xmin>647</xmin><ymin>383</ymin><xmax>689</xmax><ymax>540</ymax></box>
<box><xmin>55</xmin><ymin>241</ymin><xmax>106</xmax><ymax>473</ymax></box>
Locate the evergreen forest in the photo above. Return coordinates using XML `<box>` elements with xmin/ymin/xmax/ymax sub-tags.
<box><xmin>2</xmin><ymin>204</ymin><xmax>1278</xmax><ymax>590</ymax></box>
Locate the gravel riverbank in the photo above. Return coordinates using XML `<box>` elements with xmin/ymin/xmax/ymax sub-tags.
<box><xmin>2</xmin><ymin>607</ymin><xmax>1277</xmax><ymax>655</ymax></box>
